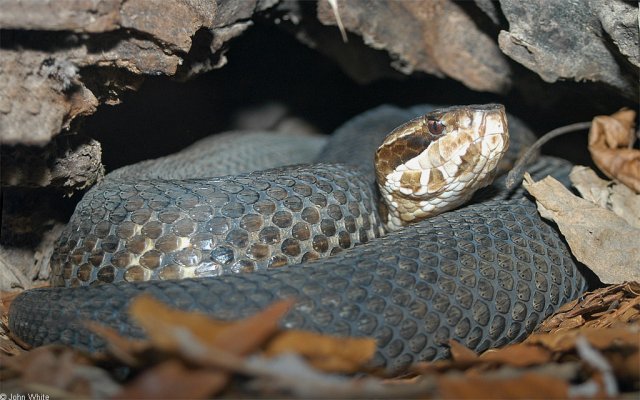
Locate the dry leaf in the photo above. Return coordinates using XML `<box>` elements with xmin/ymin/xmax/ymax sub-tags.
<box><xmin>0</xmin><ymin>290</ymin><xmax>21</xmax><ymax>313</ymax></box>
<box><xmin>523</xmin><ymin>173</ymin><xmax>640</xmax><ymax>283</ymax></box>
<box><xmin>243</xmin><ymin>353</ymin><xmax>424</xmax><ymax>398</ymax></box>
<box><xmin>537</xmin><ymin>282</ymin><xmax>640</xmax><ymax>333</ymax></box>
<box><xmin>588</xmin><ymin>108</ymin><xmax>640</xmax><ymax>193</ymax></box>
<box><xmin>570</xmin><ymin>166</ymin><xmax>640</xmax><ymax>228</ymax></box>
<box><xmin>436</xmin><ymin>372</ymin><xmax>570</xmax><ymax>399</ymax></box>
<box><xmin>114</xmin><ymin>360</ymin><xmax>228</xmax><ymax>399</ymax></box>
<box><xmin>129</xmin><ymin>295</ymin><xmax>293</xmax><ymax>354</ymax></box>
<box><xmin>478</xmin><ymin>345</ymin><xmax>552</xmax><ymax>367</ymax></box>
<box><xmin>85</xmin><ymin>322</ymin><xmax>150</xmax><ymax>366</ymax></box>
<box><xmin>207</xmin><ymin>298</ymin><xmax>295</xmax><ymax>356</ymax></box>
<box><xmin>525</xmin><ymin>325</ymin><xmax>639</xmax><ymax>353</ymax></box>
<box><xmin>1</xmin><ymin>345</ymin><xmax>120</xmax><ymax>397</ymax></box>
<box><xmin>448</xmin><ymin>339</ymin><xmax>478</xmax><ymax>363</ymax></box>
<box><xmin>265</xmin><ymin>330</ymin><xmax>376</xmax><ymax>373</ymax></box>
<box><xmin>128</xmin><ymin>294</ymin><xmax>231</xmax><ymax>351</ymax></box>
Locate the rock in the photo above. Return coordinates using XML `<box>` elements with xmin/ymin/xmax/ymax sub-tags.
<box><xmin>1</xmin><ymin>135</ymin><xmax>103</xmax><ymax>191</ymax></box>
<box><xmin>316</xmin><ymin>0</ymin><xmax>512</xmax><ymax>93</ymax></box>
<box><xmin>120</xmin><ymin>0</ymin><xmax>217</xmax><ymax>52</ymax></box>
<box><xmin>0</xmin><ymin>0</ymin><xmax>267</xmax><ymax>145</ymax></box>
<box><xmin>0</xmin><ymin>0</ymin><xmax>121</xmax><ymax>32</ymax></box>
<box><xmin>590</xmin><ymin>0</ymin><xmax>639</xmax><ymax>68</ymax></box>
<box><xmin>0</xmin><ymin>49</ymin><xmax>98</xmax><ymax>145</ymax></box>
<box><xmin>498</xmin><ymin>0</ymin><xmax>638</xmax><ymax>99</ymax></box>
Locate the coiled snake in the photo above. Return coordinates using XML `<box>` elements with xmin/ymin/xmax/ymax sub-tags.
<box><xmin>9</xmin><ymin>104</ymin><xmax>588</xmax><ymax>372</ymax></box>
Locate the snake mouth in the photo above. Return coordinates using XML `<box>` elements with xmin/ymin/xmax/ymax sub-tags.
<box><xmin>375</xmin><ymin>104</ymin><xmax>510</xmax><ymax>230</ymax></box>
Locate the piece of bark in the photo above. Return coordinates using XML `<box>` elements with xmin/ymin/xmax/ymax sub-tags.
<box><xmin>523</xmin><ymin>173</ymin><xmax>640</xmax><ymax>284</ymax></box>
<box><xmin>570</xmin><ymin>166</ymin><xmax>640</xmax><ymax>229</ymax></box>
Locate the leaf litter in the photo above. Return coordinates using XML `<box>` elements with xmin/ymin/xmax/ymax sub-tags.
<box><xmin>0</xmin><ymin>282</ymin><xmax>638</xmax><ymax>398</ymax></box>
<box><xmin>1</xmin><ymin>109</ymin><xmax>639</xmax><ymax>398</ymax></box>
<box><xmin>521</xmin><ymin>108</ymin><xmax>640</xmax><ymax>284</ymax></box>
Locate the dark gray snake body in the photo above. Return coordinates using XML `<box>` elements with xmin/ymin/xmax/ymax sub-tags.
<box><xmin>9</xmin><ymin>105</ymin><xmax>588</xmax><ymax>372</ymax></box>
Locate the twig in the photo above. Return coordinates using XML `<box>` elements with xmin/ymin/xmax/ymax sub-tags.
<box><xmin>506</xmin><ymin>121</ymin><xmax>593</xmax><ymax>189</ymax></box>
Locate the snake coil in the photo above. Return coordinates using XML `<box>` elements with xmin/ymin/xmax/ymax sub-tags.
<box><xmin>9</xmin><ymin>105</ymin><xmax>588</xmax><ymax>372</ymax></box>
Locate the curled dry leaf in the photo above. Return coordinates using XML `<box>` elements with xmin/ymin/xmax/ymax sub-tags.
<box><xmin>264</xmin><ymin>330</ymin><xmax>376</xmax><ymax>373</ymax></box>
<box><xmin>523</xmin><ymin>173</ymin><xmax>640</xmax><ymax>284</ymax></box>
<box><xmin>588</xmin><ymin>108</ymin><xmax>640</xmax><ymax>193</ymax></box>
<box><xmin>84</xmin><ymin>322</ymin><xmax>150</xmax><ymax>366</ymax></box>
<box><xmin>200</xmin><ymin>297</ymin><xmax>295</xmax><ymax>356</ymax></box>
<box><xmin>128</xmin><ymin>294</ymin><xmax>231</xmax><ymax>351</ymax></box>
<box><xmin>570</xmin><ymin>166</ymin><xmax>640</xmax><ymax>229</ymax></box>
<box><xmin>128</xmin><ymin>295</ymin><xmax>294</xmax><ymax>353</ymax></box>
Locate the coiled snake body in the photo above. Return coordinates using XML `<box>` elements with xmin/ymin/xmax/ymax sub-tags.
<box><xmin>9</xmin><ymin>104</ymin><xmax>588</xmax><ymax>372</ymax></box>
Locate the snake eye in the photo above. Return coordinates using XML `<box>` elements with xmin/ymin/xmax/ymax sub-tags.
<box><xmin>427</xmin><ymin>119</ymin><xmax>445</xmax><ymax>136</ymax></box>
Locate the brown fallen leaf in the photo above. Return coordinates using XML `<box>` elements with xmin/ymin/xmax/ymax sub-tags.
<box><xmin>128</xmin><ymin>294</ymin><xmax>231</xmax><ymax>351</ymax></box>
<box><xmin>114</xmin><ymin>359</ymin><xmax>228</xmax><ymax>399</ymax></box>
<box><xmin>523</xmin><ymin>173</ymin><xmax>640</xmax><ymax>283</ymax></box>
<box><xmin>415</xmin><ymin>341</ymin><xmax>552</xmax><ymax>374</ymax></box>
<box><xmin>478</xmin><ymin>344</ymin><xmax>552</xmax><ymax>367</ymax></box>
<box><xmin>436</xmin><ymin>372</ymin><xmax>570</xmax><ymax>399</ymax></box>
<box><xmin>0</xmin><ymin>290</ymin><xmax>22</xmax><ymax>314</ymax></box>
<box><xmin>206</xmin><ymin>298</ymin><xmax>295</xmax><ymax>356</ymax></box>
<box><xmin>525</xmin><ymin>325</ymin><xmax>639</xmax><ymax>353</ymax></box>
<box><xmin>129</xmin><ymin>295</ymin><xmax>294</xmax><ymax>356</ymax></box>
<box><xmin>447</xmin><ymin>339</ymin><xmax>478</xmax><ymax>363</ymax></box>
<box><xmin>588</xmin><ymin>108</ymin><xmax>640</xmax><ymax>193</ymax></box>
<box><xmin>85</xmin><ymin>322</ymin><xmax>150</xmax><ymax>366</ymax></box>
<box><xmin>264</xmin><ymin>330</ymin><xmax>376</xmax><ymax>373</ymax></box>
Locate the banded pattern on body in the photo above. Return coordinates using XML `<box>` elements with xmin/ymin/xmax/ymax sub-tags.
<box><xmin>51</xmin><ymin>165</ymin><xmax>382</xmax><ymax>287</ymax></box>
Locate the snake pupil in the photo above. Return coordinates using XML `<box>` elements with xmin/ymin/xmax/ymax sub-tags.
<box><xmin>427</xmin><ymin>119</ymin><xmax>445</xmax><ymax>135</ymax></box>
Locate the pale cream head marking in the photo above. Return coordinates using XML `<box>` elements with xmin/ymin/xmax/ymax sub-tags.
<box><xmin>374</xmin><ymin>104</ymin><xmax>510</xmax><ymax>231</ymax></box>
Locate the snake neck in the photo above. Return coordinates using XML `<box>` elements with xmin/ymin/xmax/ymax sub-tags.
<box><xmin>374</xmin><ymin>104</ymin><xmax>510</xmax><ymax>231</ymax></box>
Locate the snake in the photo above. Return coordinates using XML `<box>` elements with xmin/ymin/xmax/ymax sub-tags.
<box><xmin>9</xmin><ymin>104</ymin><xmax>588</xmax><ymax>373</ymax></box>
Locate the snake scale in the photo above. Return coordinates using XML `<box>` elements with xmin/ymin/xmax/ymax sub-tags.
<box><xmin>9</xmin><ymin>104</ymin><xmax>588</xmax><ymax>373</ymax></box>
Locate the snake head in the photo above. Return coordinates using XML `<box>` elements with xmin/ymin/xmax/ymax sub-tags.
<box><xmin>375</xmin><ymin>104</ymin><xmax>510</xmax><ymax>230</ymax></box>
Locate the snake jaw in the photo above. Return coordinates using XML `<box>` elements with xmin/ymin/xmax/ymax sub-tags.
<box><xmin>375</xmin><ymin>104</ymin><xmax>510</xmax><ymax>231</ymax></box>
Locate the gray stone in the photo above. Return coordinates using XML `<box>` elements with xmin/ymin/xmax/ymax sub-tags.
<box><xmin>498</xmin><ymin>0</ymin><xmax>638</xmax><ymax>99</ymax></box>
